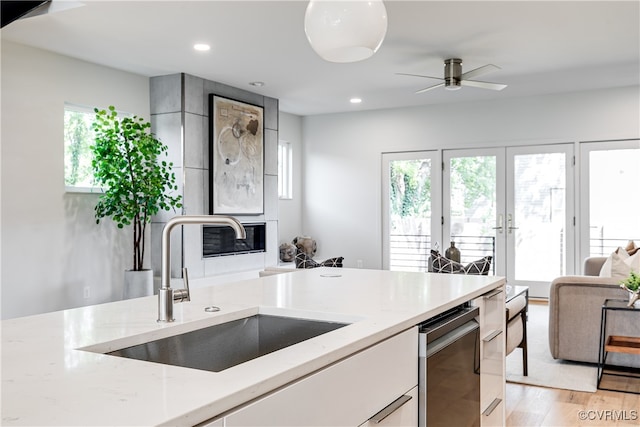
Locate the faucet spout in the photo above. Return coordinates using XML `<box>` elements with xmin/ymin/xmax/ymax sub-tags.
<box><xmin>158</xmin><ymin>215</ymin><xmax>246</xmax><ymax>323</ymax></box>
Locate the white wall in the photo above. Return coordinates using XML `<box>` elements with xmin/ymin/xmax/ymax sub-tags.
<box><xmin>301</xmin><ymin>86</ymin><xmax>640</xmax><ymax>269</ymax></box>
<box><xmin>277</xmin><ymin>112</ymin><xmax>304</xmax><ymax>245</ymax></box>
<box><xmin>1</xmin><ymin>41</ymin><xmax>150</xmax><ymax>319</ymax></box>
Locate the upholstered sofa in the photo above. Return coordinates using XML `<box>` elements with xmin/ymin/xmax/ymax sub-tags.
<box><xmin>548</xmin><ymin>256</ymin><xmax>640</xmax><ymax>368</ymax></box>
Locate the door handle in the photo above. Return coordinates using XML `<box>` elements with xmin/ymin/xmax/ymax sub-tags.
<box><xmin>492</xmin><ymin>214</ymin><xmax>504</xmax><ymax>234</ymax></box>
<box><xmin>484</xmin><ymin>289</ymin><xmax>503</xmax><ymax>299</ymax></box>
<box><xmin>507</xmin><ymin>214</ymin><xmax>519</xmax><ymax>234</ymax></box>
<box><xmin>483</xmin><ymin>398</ymin><xmax>502</xmax><ymax>416</ymax></box>
<box><xmin>369</xmin><ymin>394</ymin><xmax>412</xmax><ymax>424</ymax></box>
<box><xmin>483</xmin><ymin>329</ymin><xmax>503</xmax><ymax>343</ymax></box>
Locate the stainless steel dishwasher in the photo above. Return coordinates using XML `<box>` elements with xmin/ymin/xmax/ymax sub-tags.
<box><xmin>418</xmin><ymin>304</ymin><xmax>481</xmax><ymax>427</ymax></box>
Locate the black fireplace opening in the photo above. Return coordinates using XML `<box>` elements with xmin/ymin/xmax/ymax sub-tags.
<box><xmin>203</xmin><ymin>222</ymin><xmax>266</xmax><ymax>258</ymax></box>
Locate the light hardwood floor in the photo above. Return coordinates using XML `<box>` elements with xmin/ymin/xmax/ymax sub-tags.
<box><xmin>506</xmin><ymin>383</ymin><xmax>639</xmax><ymax>426</ymax></box>
<box><xmin>505</xmin><ymin>301</ymin><xmax>639</xmax><ymax>426</ymax></box>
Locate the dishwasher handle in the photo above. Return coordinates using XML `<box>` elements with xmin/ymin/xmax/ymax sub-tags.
<box><xmin>424</xmin><ymin>320</ymin><xmax>479</xmax><ymax>359</ymax></box>
<box><xmin>420</xmin><ymin>306</ymin><xmax>479</xmax><ymax>344</ymax></box>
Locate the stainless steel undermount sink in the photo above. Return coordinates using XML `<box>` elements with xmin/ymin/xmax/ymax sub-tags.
<box><xmin>107</xmin><ymin>314</ymin><xmax>349</xmax><ymax>372</ymax></box>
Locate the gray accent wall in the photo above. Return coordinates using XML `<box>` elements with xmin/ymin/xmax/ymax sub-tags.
<box><xmin>150</xmin><ymin>73</ymin><xmax>279</xmax><ymax>285</ymax></box>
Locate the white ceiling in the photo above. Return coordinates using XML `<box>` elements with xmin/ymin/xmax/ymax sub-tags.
<box><xmin>2</xmin><ymin>0</ymin><xmax>639</xmax><ymax>116</ymax></box>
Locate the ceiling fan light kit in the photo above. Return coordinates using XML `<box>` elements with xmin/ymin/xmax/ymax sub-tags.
<box><xmin>444</xmin><ymin>58</ymin><xmax>463</xmax><ymax>90</ymax></box>
<box><xmin>398</xmin><ymin>58</ymin><xmax>508</xmax><ymax>94</ymax></box>
<box><xmin>304</xmin><ymin>0</ymin><xmax>388</xmax><ymax>63</ymax></box>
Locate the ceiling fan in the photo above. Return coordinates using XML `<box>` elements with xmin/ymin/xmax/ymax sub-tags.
<box><xmin>398</xmin><ymin>58</ymin><xmax>507</xmax><ymax>94</ymax></box>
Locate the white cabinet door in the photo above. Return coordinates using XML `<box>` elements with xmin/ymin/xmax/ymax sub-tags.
<box><xmin>224</xmin><ymin>327</ymin><xmax>418</xmax><ymax>427</ymax></box>
<box><xmin>474</xmin><ymin>287</ymin><xmax>506</xmax><ymax>427</ymax></box>
<box><xmin>359</xmin><ymin>386</ymin><xmax>418</xmax><ymax>427</ymax></box>
<box><xmin>198</xmin><ymin>418</ymin><xmax>223</xmax><ymax>427</ymax></box>
<box><xmin>481</xmin><ymin>397</ymin><xmax>504</xmax><ymax>427</ymax></box>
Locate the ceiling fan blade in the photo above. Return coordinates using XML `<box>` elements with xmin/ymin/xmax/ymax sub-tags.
<box><xmin>461</xmin><ymin>79</ymin><xmax>507</xmax><ymax>91</ymax></box>
<box><xmin>396</xmin><ymin>72</ymin><xmax>443</xmax><ymax>81</ymax></box>
<box><xmin>461</xmin><ymin>64</ymin><xmax>501</xmax><ymax>80</ymax></box>
<box><xmin>416</xmin><ymin>82</ymin><xmax>445</xmax><ymax>94</ymax></box>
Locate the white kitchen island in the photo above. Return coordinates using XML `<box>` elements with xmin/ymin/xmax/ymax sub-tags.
<box><xmin>1</xmin><ymin>268</ymin><xmax>505</xmax><ymax>426</ymax></box>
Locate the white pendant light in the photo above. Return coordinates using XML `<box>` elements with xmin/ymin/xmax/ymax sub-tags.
<box><xmin>304</xmin><ymin>0</ymin><xmax>388</xmax><ymax>63</ymax></box>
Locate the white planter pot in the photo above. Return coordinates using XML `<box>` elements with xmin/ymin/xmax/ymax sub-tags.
<box><xmin>123</xmin><ymin>269</ymin><xmax>154</xmax><ymax>300</ymax></box>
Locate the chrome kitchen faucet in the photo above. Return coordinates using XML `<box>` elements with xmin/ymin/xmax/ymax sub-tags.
<box><xmin>158</xmin><ymin>215</ymin><xmax>246</xmax><ymax>322</ymax></box>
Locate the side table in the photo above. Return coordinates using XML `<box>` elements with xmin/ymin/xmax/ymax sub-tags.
<box><xmin>597</xmin><ymin>299</ymin><xmax>640</xmax><ymax>394</ymax></box>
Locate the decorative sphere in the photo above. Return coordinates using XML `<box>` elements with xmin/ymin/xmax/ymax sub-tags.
<box><xmin>279</xmin><ymin>243</ymin><xmax>297</xmax><ymax>262</ymax></box>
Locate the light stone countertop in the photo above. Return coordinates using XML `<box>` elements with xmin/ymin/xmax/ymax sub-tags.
<box><xmin>1</xmin><ymin>268</ymin><xmax>505</xmax><ymax>426</ymax></box>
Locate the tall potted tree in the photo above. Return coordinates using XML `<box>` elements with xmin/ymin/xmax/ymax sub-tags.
<box><xmin>92</xmin><ymin>106</ymin><xmax>182</xmax><ymax>299</ymax></box>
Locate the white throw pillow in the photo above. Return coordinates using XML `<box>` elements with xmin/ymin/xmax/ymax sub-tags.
<box><xmin>599</xmin><ymin>247</ymin><xmax>629</xmax><ymax>277</ymax></box>
<box><xmin>608</xmin><ymin>252</ymin><xmax>640</xmax><ymax>279</ymax></box>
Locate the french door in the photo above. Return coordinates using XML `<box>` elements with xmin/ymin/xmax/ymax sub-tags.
<box><xmin>443</xmin><ymin>145</ymin><xmax>574</xmax><ymax>297</ymax></box>
<box><xmin>384</xmin><ymin>144</ymin><xmax>574</xmax><ymax>298</ymax></box>
<box><xmin>382</xmin><ymin>151</ymin><xmax>441</xmax><ymax>272</ymax></box>
<box><xmin>579</xmin><ymin>140</ymin><xmax>640</xmax><ymax>258</ymax></box>
<box><xmin>506</xmin><ymin>145</ymin><xmax>574</xmax><ymax>296</ymax></box>
<box><xmin>442</xmin><ymin>148</ymin><xmax>503</xmax><ymax>276</ymax></box>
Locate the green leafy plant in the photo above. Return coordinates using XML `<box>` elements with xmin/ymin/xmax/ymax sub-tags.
<box><xmin>620</xmin><ymin>271</ymin><xmax>640</xmax><ymax>292</ymax></box>
<box><xmin>91</xmin><ymin>106</ymin><xmax>182</xmax><ymax>271</ymax></box>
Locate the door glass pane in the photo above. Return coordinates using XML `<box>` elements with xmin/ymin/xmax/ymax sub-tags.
<box><xmin>589</xmin><ymin>148</ymin><xmax>640</xmax><ymax>255</ymax></box>
<box><xmin>388</xmin><ymin>158</ymin><xmax>432</xmax><ymax>271</ymax></box>
<box><xmin>513</xmin><ymin>153</ymin><xmax>566</xmax><ymax>281</ymax></box>
<box><xmin>449</xmin><ymin>156</ymin><xmax>497</xmax><ymax>272</ymax></box>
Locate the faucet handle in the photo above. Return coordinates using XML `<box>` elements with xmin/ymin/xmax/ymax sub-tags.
<box><xmin>173</xmin><ymin>267</ymin><xmax>191</xmax><ymax>303</ymax></box>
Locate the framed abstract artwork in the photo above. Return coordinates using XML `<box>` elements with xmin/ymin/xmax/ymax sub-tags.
<box><xmin>209</xmin><ymin>95</ymin><xmax>264</xmax><ymax>215</ymax></box>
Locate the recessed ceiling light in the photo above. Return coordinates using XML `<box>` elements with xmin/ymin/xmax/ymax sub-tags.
<box><xmin>193</xmin><ymin>43</ymin><xmax>210</xmax><ymax>51</ymax></box>
<box><xmin>249</xmin><ymin>81</ymin><xmax>265</xmax><ymax>87</ymax></box>
<box><xmin>350</xmin><ymin>98</ymin><xmax>362</xmax><ymax>104</ymax></box>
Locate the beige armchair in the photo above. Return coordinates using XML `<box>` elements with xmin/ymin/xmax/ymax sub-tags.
<box><xmin>548</xmin><ymin>257</ymin><xmax>640</xmax><ymax>368</ymax></box>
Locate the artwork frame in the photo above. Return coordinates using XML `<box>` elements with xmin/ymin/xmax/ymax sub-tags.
<box><xmin>209</xmin><ymin>95</ymin><xmax>264</xmax><ymax>215</ymax></box>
